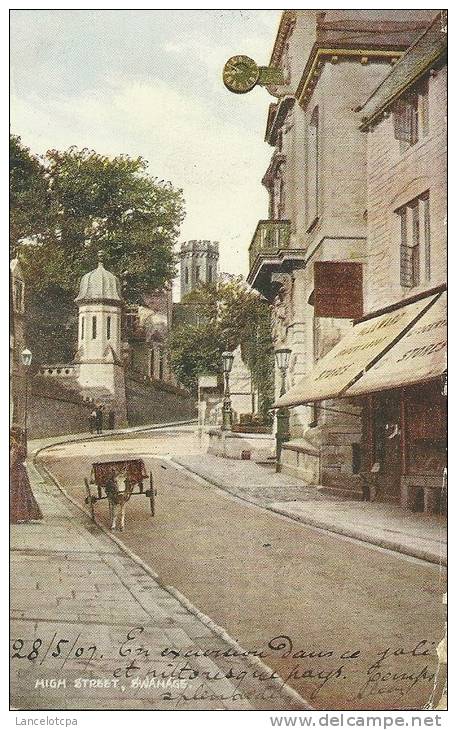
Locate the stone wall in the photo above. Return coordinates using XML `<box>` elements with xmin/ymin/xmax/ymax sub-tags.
<box><xmin>125</xmin><ymin>374</ymin><xmax>196</xmax><ymax>426</ymax></box>
<box><xmin>29</xmin><ymin>376</ymin><xmax>92</xmax><ymax>439</ymax></box>
<box><xmin>365</xmin><ymin>65</ymin><xmax>447</xmax><ymax>312</ymax></box>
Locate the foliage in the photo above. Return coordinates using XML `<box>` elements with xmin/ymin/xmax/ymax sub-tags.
<box><xmin>10</xmin><ymin>135</ymin><xmax>49</xmax><ymax>255</ymax></box>
<box><xmin>169</xmin><ymin>279</ymin><xmax>274</xmax><ymax>419</ymax></box>
<box><xmin>10</xmin><ymin>137</ymin><xmax>185</xmax><ymax>362</ymax></box>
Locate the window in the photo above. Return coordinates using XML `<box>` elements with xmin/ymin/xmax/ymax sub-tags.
<box><xmin>92</xmin><ymin>315</ymin><xmax>97</xmax><ymax>339</ymax></box>
<box><xmin>208</xmin><ymin>266</ymin><xmax>213</xmax><ymax>283</ymax></box>
<box><xmin>272</xmin><ymin>165</ymin><xmax>285</xmax><ymax>220</ymax></box>
<box><xmin>159</xmin><ymin>349</ymin><xmax>164</xmax><ymax>380</ymax></box>
<box><xmin>394</xmin><ymin>78</ymin><xmax>429</xmax><ymax>149</ymax></box>
<box><xmin>106</xmin><ymin>316</ymin><xmax>111</xmax><ymax>340</ymax></box>
<box><xmin>80</xmin><ymin>316</ymin><xmax>85</xmax><ymax>340</ymax></box>
<box><xmin>149</xmin><ymin>348</ymin><xmax>155</xmax><ymax>378</ymax></box>
<box><xmin>398</xmin><ymin>192</ymin><xmax>430</xmax><ymax>288</ymax></box>
<box><xmin>196</xmin><ymin>266</ymin><xmax>200</xmax><ymax>282</ymax></box>
<box><xmin>306</xmin><ymin>106</ymin><xmax>319</xmax><ymax>227</ymax></box>
<box><xmin>185</xmin><ymin>267</ymin><xmax>189</xmax><ymax>284</ymax></box>
<box><xmin>309</xmin><ymin>402</ymin><xmax>319</xmax><ymax>429</ymax></box>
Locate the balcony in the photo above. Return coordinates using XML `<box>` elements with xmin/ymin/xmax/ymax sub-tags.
<box><xmin>249</xmin><ymin>220</ymin><xmax>291</xmax><ymax>272</ymax></box>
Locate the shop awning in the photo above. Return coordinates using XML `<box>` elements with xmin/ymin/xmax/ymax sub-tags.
<box><xmin>275</xmin><ymin>292</ymin><xmax>442</xmax><ymax>408</ymax></box>
<box><xmin>345</xmin><ymin>291</ymin><xmax>446</xmax><ymax>397</ymax></box>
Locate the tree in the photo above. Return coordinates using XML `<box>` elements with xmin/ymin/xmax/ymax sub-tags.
<box><xmin>168</xmin><ymin>279</ymin><xmax>275</xmax><ymax>420</ymax></box>
<box><xmin>10</xmin><ymin>135</ymin><xmax>49</xmax><ymax>256</ymax></box>
<box><xmin>10</xmin><ymin>138</ymin><xmax>185</xmax><ymax>362</ymax></box>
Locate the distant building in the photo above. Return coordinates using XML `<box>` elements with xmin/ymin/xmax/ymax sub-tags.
<box><xmin>123</xmin><ymin>285</ymin><xmax>175</xmax><ymax>384</ymax></box>
<box><xmin>180</xmin><ymin>240</ymin><xmax>219</xmax><ymax>299</ymax></box>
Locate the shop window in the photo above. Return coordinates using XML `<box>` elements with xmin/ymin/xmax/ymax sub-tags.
<box><xmin>398</xmin><ymin>192</ymin><xmax>430</xmax><ymax>288</ymax></box>
<box><xmin>352</xmin><ymin>443</ymin><xmax>362</xmax><ymax>474</ymax></box>
<box><xmin>394</xmin><ymin>77</ymin><xmax>429</xmax><ymax>149</ymax></box>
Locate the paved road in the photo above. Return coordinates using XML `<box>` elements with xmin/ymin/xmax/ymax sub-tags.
<box><xmin>39</xmin><ymin>427</ymin><xmax>447</xmax><ymax>711</ymax></box>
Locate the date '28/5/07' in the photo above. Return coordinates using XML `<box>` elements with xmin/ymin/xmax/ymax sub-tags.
<box><xmin>11</xmin><ymin>635</ymin><xmax>102</xmax><ymax>666</ymax></box>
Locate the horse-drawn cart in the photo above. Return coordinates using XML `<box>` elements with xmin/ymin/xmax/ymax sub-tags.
<box><xmin>84</xmin><ymin>458</ymin><xmax>156</xmax><ymax>526</ymax></box>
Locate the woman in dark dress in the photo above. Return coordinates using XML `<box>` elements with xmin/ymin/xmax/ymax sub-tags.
<box><xmin>10</xmin><ymin>428</ymin><xmax>43</xmax><ymax>523</ymax></box>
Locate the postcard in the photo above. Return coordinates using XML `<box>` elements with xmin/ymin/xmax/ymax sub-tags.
<box><xmin>10</xmin><ymin>8</ymin><xmax>447</xmax><ymax>715</ymax></box>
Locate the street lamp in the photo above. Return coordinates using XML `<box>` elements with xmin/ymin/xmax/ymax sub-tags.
<box><xmin>221</xmin><ymin>350</ymin><xmax>235</xmax><ymax>431</ymax></box>
<box><xmin>275</xmin><ymin>347</ymin><xmax>291</xmax><ymax>472</ymax></box>
<box><xmin>21</xmin><ymin>348</ymin><xmax>32</xmax><ymax>448</ymax></box>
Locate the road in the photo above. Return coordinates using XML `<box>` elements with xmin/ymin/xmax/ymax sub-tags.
<box><xmin>39</xmin><ymin>426</ymin><xmax>446</xmax><ymax>711</ymax></box>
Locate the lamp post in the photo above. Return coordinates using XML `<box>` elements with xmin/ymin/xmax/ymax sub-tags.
<box><xmin>21</xmin><ymin>348</ymin><xmax>32</xmax><ymax>449</ymax></box>
<box><xmin>221</xmin><ymin>350</ymin><xmax>235</xmax><ymax>431</ymax></box>
<box><xmin>275</xmin><ymin>347</ymin><xmax>291</xmax><ymax>473</ymax></box>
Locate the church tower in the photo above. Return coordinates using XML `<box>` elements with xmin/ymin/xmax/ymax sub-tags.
<box><xmin>180</xmin><ymin>240</ymin><xmax>219</xmax><ymax>299</ymax></box>
<box><xmin>74</xmin><ymin>254</ymin><xmax>126</xmax><ymax>423</ymax></box>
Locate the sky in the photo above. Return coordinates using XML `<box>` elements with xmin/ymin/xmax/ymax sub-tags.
<box><xmin>10</xmin><ymin>9</ymin><xmax>281</xmax><ymax>297</ymax></box>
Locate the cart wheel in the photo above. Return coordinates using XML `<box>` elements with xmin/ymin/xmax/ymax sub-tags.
<box><xmin>149</xmin><ymin>472</ymin><xmax>155</xmax><ymax>517</ymax></box>
<box><xmin>84</xmin><ymin>478</ymin><xmax>96</xmax><ymax>522</ymax></box>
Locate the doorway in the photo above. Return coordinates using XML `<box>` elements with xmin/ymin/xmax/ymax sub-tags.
<box><xmin>373</xmin><ymin>393</ymin><xmax>402</xmax><ymax>502</ymax></box>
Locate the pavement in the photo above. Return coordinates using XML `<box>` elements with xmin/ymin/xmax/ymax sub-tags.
<box><xmin>171</xmin><ymin>453</ymin><xmax>447</xmax><ymax>566</ymax></box>
<box><xmin>20</xmin><ymin>427</ymin><xmax>447</xmax><ymax>711</ymax></box>
<box><xmin>10</xmin><ymin>436</ymin><xmax>308</xmax><ymax>711</ymax></box>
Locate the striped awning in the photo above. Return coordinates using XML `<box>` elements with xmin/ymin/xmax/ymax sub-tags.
<box><xmin>275</xmin><ymin>291</ymin><xmax>444</xmax><ymax>408</ymax></box>
<box><xmin>345</xmin><ymin>291</ymin><xmax>446</xmax><ymax>397</ymax></box>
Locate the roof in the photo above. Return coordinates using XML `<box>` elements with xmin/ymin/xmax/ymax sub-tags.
<box><xmin>75</xmin><ymin>261</ymin><xmax>122</xmax><ymax>304</ymax></box>
<box><xmin>359</xmin><ymin>12</ymin><xmax>447</xmax><ymax>129</ymax></box>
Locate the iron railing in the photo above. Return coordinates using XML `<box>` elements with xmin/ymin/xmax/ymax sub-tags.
<box><xmin>249</xmin><ymin>220</ymin><xmax>291</xmax><ymax>272</ymax></box>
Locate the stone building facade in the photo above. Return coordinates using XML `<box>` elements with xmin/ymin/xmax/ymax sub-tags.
<box><xmin>267</xmin><ymin>12</ymin><xmax>447</xmax><ymax>512</ymax></box>
<box><xmin>246</xmin><ymin>10</ymin><xmax>439</xmax><ymax>492</ymax></box>
<box><xmin>352</xmin><ymin>13</ymin><xmax>447</xmax><ymax>511</ymax></box>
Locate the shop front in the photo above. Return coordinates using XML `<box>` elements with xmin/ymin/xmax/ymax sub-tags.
<box><xmin>275</xmin><ymin>287</ymin><xmax>447</xmax><ymax>513</ymax></box>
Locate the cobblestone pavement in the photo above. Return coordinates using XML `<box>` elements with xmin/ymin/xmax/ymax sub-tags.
<box><xmin>10</xmin><ymin>455</ymin><xmax>307</xmax><ymax>711</ymax></box>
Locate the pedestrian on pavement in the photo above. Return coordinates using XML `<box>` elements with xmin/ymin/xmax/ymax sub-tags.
<box><xmin>10</xmin><ymin>427</ymin><xmax>43</xmax><ymax>523</ymax></box>
<box><xmin>108</xmin><ymin>410</ymin><xmax>115</xmax><ymax>430</ymax></box>
<box><xmin>95</xmin><ymin>404</ymin><xmax>104</xmax><ymax>434</ymax></box>
<box><xmin>89</xmin><ymin>408</ymin><xmax>97</xmax><ymax>434</ymax></box>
